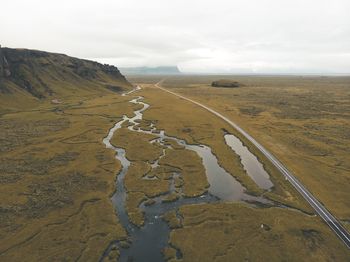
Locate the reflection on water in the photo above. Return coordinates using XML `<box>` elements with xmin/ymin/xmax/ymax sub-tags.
<box><xmin>100</xmin><ymin>88</ymin><xmax>273</xmax><ymax>262</ymax></box>
<box><xmin>225</xmin><ymin>134</ymin><xmax>274</xmax><ymax>190</ymax></box>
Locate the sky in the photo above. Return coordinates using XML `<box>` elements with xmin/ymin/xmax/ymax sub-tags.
<box><xmin>1</xmin><ymin>0</ymin><xmax>350</xmax><ymax>74</ymax></box>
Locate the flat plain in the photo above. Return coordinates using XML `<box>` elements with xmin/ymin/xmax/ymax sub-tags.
<box><xmin>125</xmin><ymin>75</ymin><xmax>350</xmax><ymax>261</ymax></box>
<box><xmin>154</xmin><ymin>75</ymin><xmax>350</xmax><ymax>226</ymax></box>
<box><xmin>0</xmin><ymin>90</ymin><xmax>139</xmax><ymax>261</ymax></box>
<box><xmin>1</xmin><ymin>64</ymin><xmax>350</xmax><ymax>261</ymax></box>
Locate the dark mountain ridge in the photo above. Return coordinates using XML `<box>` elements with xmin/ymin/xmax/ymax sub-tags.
<box><xmin>0</xmin><ymin>46</ymin><xmax>132</xmax><ymax>98</ymax></box>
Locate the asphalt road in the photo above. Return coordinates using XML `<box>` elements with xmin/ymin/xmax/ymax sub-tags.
<box><xmin>155</xmin><ymin>81</ymin><xmax>350</xmax><ymax>249</ymax></box>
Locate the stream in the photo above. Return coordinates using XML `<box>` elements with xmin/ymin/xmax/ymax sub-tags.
<box><xmin>100</xmin><ymin>87</ymin><xmax>274</xmax><ymax>261</ymax></box>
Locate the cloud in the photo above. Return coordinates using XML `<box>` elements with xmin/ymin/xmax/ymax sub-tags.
<box><xmin>1</xmin><ymin>0</ymin><xmax>349</xmax><ymax>73</ymax></box>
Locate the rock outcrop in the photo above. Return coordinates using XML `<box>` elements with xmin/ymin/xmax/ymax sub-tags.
<box><xmin>0</xmin><ymin>45</ymin><xmax>11</xmax><ymax>78</ymax></box>
<box><xmin>211</xmin><ymin>79</ymin><xmax>243</xmax><ymax>88</ymax></box>
<box><xmin>0</xmin><ymin>45</ymin><xmax>3</xmax><ymax>76</ymax></box>
<box><xmin>0</xmin><ymin>46</ymin><xmax>132</xmax><ymax>98</ymax></box>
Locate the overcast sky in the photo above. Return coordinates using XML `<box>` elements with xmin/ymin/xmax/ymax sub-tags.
<box><xmin>1</xmin><ymin>0</ymin><xmax>350</xmax><ymax>73</ymax></box>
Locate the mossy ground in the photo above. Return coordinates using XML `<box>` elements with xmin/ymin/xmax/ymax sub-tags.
<box><xmin>168</xmin><ymin>203</ymin><xmax>349</xmax><ymax>261</ymax></box>
<box><xmin>155</xmin><ymin>75</ymin><xmax>350</xmax><ymax>222</ymax></box>
<box><xmin>2</xmin><ymin>73</ymin><xmax>349</xmax><ymax>261</ymax></box>
<box><xmin>0</xmin><ymin>86</ymin><xmax>134</xmax><ymax>261</ymax></box>
<box><xmin>138</xmin><ymin>84</ymin><xmax>310</xmax><ymax>212</ymax></box>
<box><xmin>110</xmin><ymin>120</ymin><xmax>211</xmax><ymax>226</ymax></box>
<box><xmin>125</xmin><ymin>76</ymin><xmax>349</xmax><ymax>261</ymax></box>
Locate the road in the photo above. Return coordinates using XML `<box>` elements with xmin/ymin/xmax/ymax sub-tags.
<box><xmin>154</xmin><ymin>81</ymin><xmax>350</xmax><ymax>249</ymax></box>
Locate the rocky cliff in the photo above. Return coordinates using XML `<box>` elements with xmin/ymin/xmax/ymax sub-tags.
<box><xmin>0</xmin><ymin>46</ymin><xmax>12</xmax><ymax>80</ymax></box>
<box><xmin>0</xmin><ymin>46</ymin><xmax>132</xmax><ymax>98</ymax></box>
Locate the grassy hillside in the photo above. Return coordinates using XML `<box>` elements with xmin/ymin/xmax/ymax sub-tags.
<box><xmin>0</xmin><ymin>47</ymin><xmax>132</xmax><ymax>113</ymax></box>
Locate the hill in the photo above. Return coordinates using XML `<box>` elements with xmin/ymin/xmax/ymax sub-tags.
<box><xmin>0</xmin><ymin>46</ymin><xmax>132</xmax><ymax>111</ymax></box>
<box><xmin>119</xmin><ymin>66</ymin><xmax>181</xmax><ymax>75</ymax></box>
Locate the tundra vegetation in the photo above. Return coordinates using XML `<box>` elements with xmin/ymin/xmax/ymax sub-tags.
<box><xmin>0</xmin><ymin>93</ymin><xmax>137</xmax><ymax>261</ymax></box>
<box><xmin>126</xmin><ymin>75</ymin><xmax>350</xmax><ymax>261</ymax></box>
<box><xmin>0</xmin><ymin>48</ymin><xmax>134</xmax><ymax>261</ymax></box>
<box><xmin>1</xmin><ymin>47</ymin><xmax>349</xmax><ymax>262</ymax></box>
<box><xmin>154</xmin><ymin>75</ymin><xmax>350</xmax><ymax>228</ymax></box>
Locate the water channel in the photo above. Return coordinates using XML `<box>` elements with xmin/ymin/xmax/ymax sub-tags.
<box><xmin>100</xmin><ymin>88</ymin><xmax>274</xmax><ymax>261</ymax></box>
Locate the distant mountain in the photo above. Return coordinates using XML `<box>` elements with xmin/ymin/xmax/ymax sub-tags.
<box><xmin>0</xmin><ymin>46</ymin><xmax>132</xmax><ymax>99</ymax></box>
<box><xmin>119</xmin><ymin>66</ymin><xmax>181</xmax><ymax>75</ymax></box>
